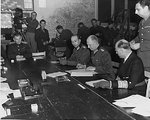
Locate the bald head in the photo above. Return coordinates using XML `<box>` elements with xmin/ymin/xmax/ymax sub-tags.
<box><xmin>115</xmin><ymin>39</ymin><xmax>132</xmax><ymax>59</ymax></box>
<box><xmin>71</xmin><ymin>35</ymin><xmax>81</xmax><ymax>48</ymax></box>
<box><xmin>87</xmin><ymin>35</ymin><xmax>99</xmax><ymax>51</ymax></box>
<box><xmin>115</xmin><ymin>39</ymin><xmax>131</xmax><ymax>50</ymax></box>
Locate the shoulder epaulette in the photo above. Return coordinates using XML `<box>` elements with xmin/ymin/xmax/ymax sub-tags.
<box><xmin>100</xmin><ymin>48</ymin><xmax>104</xmax><ymax>52</ymax></box>
<box><xmin>82</xmin><ymin>45</ymin><xmax>87</xmax><ymax>49</ymax></box>
<box><xmin>22</xmin><ymin>41</ymin><xmax>28</xmax><ymax>44</ymax></box>
<box><xmin>9</xmin><ymin>42</ymin><xmax>15</xmax><ymax>44</ymax></box>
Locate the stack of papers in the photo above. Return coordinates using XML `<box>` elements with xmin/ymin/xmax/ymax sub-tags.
<box><xmin>32</xmin><ymin>52</ymin><xmax>45</xmax><ymax>60</ymax></box>
<box><xmin>113</xmin><ymin>94</ymin><xmax>150</xmax><ymax>116</ymax></box>
<box><xmin>46</xmin><ymin>72</ymin><xmax>67</xmax><ymax>78</ymax></box>
<box><xmin>66</xmin><ymin>69</ymin><xmax>97</xmax><ymax>77</ymax></box>
<box><xmin>16</xmin><ymin>57</ymin><xmax>26</xmax><ymax>61</ymax></box>
<box><xmin>85</xmin><ymin>79</ymin><xmax>107</xmax><ymax>87</ymax></box>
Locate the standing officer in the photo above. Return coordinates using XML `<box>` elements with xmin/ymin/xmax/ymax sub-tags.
<box><xmin>86</xmin><ymin>35</ymin><xmax>115</xmax><ymax>80</ymax></box>
<box><xmin>130</xmin><ymin>0</ymin><xmax>150</xmax><ymax>72</ymax></box>
<box><xmin>7</xmin><ymin>33</ymin><xmax>32</xmax><ymax>61</ymax></box>
<box><xmin>25</xmin><ymin>11</ymin><xmax>39</xmax><ymax>53</ymax></box>
<box><xmin>35</xmin><ymin>19</ymin><xmax>50</xmax><ymax>52</ymax></box>
<box><xmin>59</xmin><ymin>35</ymin><xmax>90</xmax><ymax>68</ymax></box>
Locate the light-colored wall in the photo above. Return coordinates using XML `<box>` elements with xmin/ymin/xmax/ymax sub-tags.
<box><xmin>33</xmin><ymin>0</ymin><xmax>95</xmax><ymax>39</ymax></box>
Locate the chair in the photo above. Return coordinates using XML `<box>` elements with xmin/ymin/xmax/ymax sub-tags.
<box><xmin>54</xmin><ymin>40</ymin><xmax>66</xmax><ymax>58</ymax></box>
<box><xmin>145</xmin><ymin>71</ymin><xmax>150</xmax><ymax>98</ymax></box>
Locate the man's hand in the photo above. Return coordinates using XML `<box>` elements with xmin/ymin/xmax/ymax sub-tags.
<box><xmin>93</xmin><ymin>80</ymin><xmax>110</xmax><ymax>89</ymax></box>
<box><xmin>86</xmin><ymin>66</ymin><xmax>96</xmax><ymax>71</ymax></box>
<box><xmin>43</xmin><ymin>41</ymin><xmax>49</xmax><ymax>45</ymax></box>
<box><xmin>59</xmin><ymin>59</ymin><xmax>67</xmax><ymax>65</ymax></box>
<box><xmin>16</xmin><ymin>55</ymin><xmax>24</xmax><ymax>59</ymax></box>
<box><xmin>130</xmin><ymin>40</ymin><xmax>140</xmax><ymax>50</ymax></box>
<box><xmin>76</xmin><ymin>63</ymin><xmax>86</xmax><ymax>69</ymax></box>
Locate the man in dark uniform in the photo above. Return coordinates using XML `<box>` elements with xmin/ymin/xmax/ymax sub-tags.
<box><xmin>86</xmin><ymin>35</ymin><xmax>115</xmax><ymax>80</ymax></box>
<box><xmin>59</xmin><ymin>35</ymin><xmax>90</xmax><ymax>68</ymax></box>
<box><xmin>35</xmin><ymin>19</ymin><xmax>50</xmax><ymax>52</ymax></box>
<box><xmin>130</xmin><ymin>0</ymin><xmax>150</xmax><ymax>72</ymax></box>
<box><xmin>56</xmin><ymin>25</ymin><xmax>73</xmax><ymax>57</ymax></box>
<box><xmin>7</xmin><ymin>33</ymin><xmax>32</xmax><ymax>61</ymax></box>
<box><xmin>77</xmin><ymin>22</ymin><xmax>90</xmax><ymax>46</ymax></box>
<box><xmin>93</xmin><ymin>39</ymin><xmax>145</xmax><ymax>90</ymax></box>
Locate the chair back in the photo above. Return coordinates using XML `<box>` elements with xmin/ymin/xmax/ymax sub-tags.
<box><xmin>145</xmin><ymin>71</ymin><xmax>150</xmax><ymax>98</ymax></box>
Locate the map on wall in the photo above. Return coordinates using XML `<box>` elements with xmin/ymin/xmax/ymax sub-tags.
<box><xmin>46</xmin><ymin>0</ymin><xmax>95</xmax><ymax>38</ymax></box>
<box><xmin>1</xmin><ymin>0</ymin><xmax>33</xmax><ymax>10</ymax></box>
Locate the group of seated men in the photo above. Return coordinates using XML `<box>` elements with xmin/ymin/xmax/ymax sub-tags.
<box><xmin>59</xmin><ymin>35</ymin><xmax>146</xmax><ymax>90</ymax></box>
<box><xmin>6</xmin><ymin>32</ymin><xmax>146</xmax><ymax>91</ymax></box>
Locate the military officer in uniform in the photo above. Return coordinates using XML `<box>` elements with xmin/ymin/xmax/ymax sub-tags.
<box><xmin>93</xmin><ymin>39</ymin><xmax>145</xmax><ymax>90</ymax></box>
<box><xmin>130</xmin><ymin>0</ymin><xmax>150</xmax><ymax>72</ymax></box>
<box><xmin>59</xmin><ymin>35</ymin><xmax>90</xmax><ymax>68</ymax></box>
<box><xmin>7</xmin><ymin>33</ymin><xmax>32</xmax><ymax>61</ymax></box>
<box><xmin>86</xmin><ymin>35</ymin><xmax>115</xmax><ymax>80</ymax></box>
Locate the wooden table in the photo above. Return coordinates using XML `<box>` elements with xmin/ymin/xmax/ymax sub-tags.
<box><xmin>1</xmin><ymin>59</ymin><xmax>150</xmax><ymax>120</ymax></box>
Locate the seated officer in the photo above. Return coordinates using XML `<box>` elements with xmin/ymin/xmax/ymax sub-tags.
<box><xmin>86</xmin><ymin>35</ymin><xmax>115</xmax><ymax>80</ymax></box>
<box><xmin>93</xmin><ymin>39</ymin><xmax>145</xmax><ymax>89</ymax></box>
<box><xmin>59</xmin><ymin>35</ymin><xmax>90</xmax><ymax>68</ymax></box>
<box><xmin>7</xmin><ymin>33</ymin><xmax>32</xmax><ymax>61</ymax></box>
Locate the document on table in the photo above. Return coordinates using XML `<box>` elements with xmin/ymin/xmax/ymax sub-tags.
<box><xmin>46</xmin><ymin>72</ymin><xmax>67</xmax><ymax>78</ymax></box>
<box><xmin>66</xmin><ymin>69</ymin><xmax>97</xmax><ymax>77</ymax></box>
<box><xmin>32</xmin><ymin>52</ymin><xmax>45</xmax><ymax>60</ymax></box>
<box><xmin>113</xmin><ymin>94</ymin><xmax>150</xmax><ymax>116</ymax></box>
<box><xmin>32</xmin><ymin>52</ymin><xmax>45</xmax><ymax>56</ymax></box>
<box><xmin>85</xmin><ymin>79</ymin><xmax>107</xmax><ymax>87</ymax></box>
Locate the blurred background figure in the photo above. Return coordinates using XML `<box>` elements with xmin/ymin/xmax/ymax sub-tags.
<box><xmin>24</xmin><ymin>11</ymin><xmax>39</xmax><ymax>53</ymax></box>
<box><xmin>13</xmin><ymin>7</ymin><xmax>23</xmax><ymax>33</ymax></box>
<box><xmin>35</xmin><ymin>19</ymin><xmax>50</xmax><ymax>52</ymax></box>
<box><xmin>7</xmin><ymin>33</ymin><xmax>32</xmax><ymax>61</ymax></box>
<box><xmin>56</xmin><ymin>25</ymin><xmax>73</xmax><ymax>58</ymax></box>
<box><xmin>77</xmin><ymin>22</ymin><xmax>90</xmax><ymax>46</ymax></box>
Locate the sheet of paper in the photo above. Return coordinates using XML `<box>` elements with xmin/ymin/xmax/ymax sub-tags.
<box><xmin>71</xmin><ymin>71</ymin><xmax>94</xmax><ymax>77</ymax></box>
<box><xmin>0</xmin><ymin>77</ymin><xmax>7</xmax><ymax>82</ymax></box>
<box><xmin>46</xmin><ymin>72</ymin><xmax>67</xmax><ymax>78</ymax></box>
<box><xmin>132</xmin><ymin>106</ymin><xmax>150</xmax><ymax>116</ymax></box>
<box><xmin>50</xmin><ymin>61</ymin><xmax>59</xmax><ymax>64</ymax></box>
<box><xmin>32</xmin><ymin>52</ymin><xmax>45</xmax><ymax>56</ymax></box>
<box><xmin>85</xmin><ymin>79</ymin><xmax>107</xmax><ymax>87</ymax></box>
<box><xmin>0</xmin><ymin>83</ymin><xmax>10</xmax><ymax>91</ymax></box>
<box><xmin>66</xmin><ymin>69</ymin><xmax>97</xmax><ymax>77</ymax></box>
<box><xmin>33</xmin><ymin>56</ymin><xmax>45</xmax><ymax>60</ymax></box>
<box><xmin>113</xmin><ymin>94</ymin><xmax>150</xmax><ymax>116</ymax></box>
<box><xmin>16</xmin><ymin>57</ymin><xmax>26</xmax><ymax>61</ymax></box>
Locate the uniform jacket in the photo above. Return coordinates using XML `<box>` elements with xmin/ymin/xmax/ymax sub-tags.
<box><xmin>26</xmin><ymin>17</ymin><xmax>39</xmax><ymax>33</ymax></box>
<box><xmin>35</xmin><ymin>28</ymin><xmax>50</xmax><ymax>52</ymax></box>
<box><xmin>67</xmin><ymin>44</ymin><xmax>90</xmax><ymax>66</ymax></box>
<box><xmin>91</xmin><ymin>46</ymin><xmax>115</xmax><ymax>80</ymax></box>
<box><xmin>134</xmin><ymin>17</ymin><xmax>150</xmax><ymax>67</ymax></box>
<box><xmin>7</xmin><ymin>42</ymin><xmax>32</xmax><ymax>59</ymax></box>
<box><xmin>112</xmin><ymin>52</ymin><xmax>145</xmax><ymax>89</ymax></box>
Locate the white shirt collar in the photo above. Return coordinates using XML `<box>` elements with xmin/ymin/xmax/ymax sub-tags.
<box><xmin>124</xmin><ymin>51</ymin><xmax>132</xmax><ymax>63</ymax></box>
